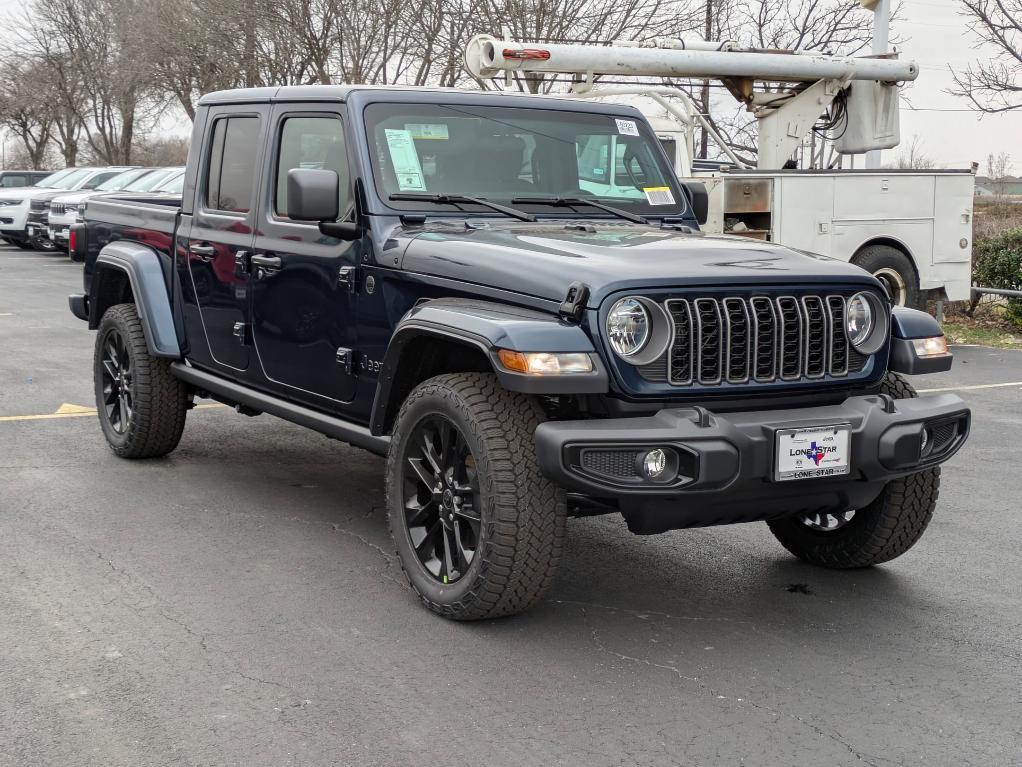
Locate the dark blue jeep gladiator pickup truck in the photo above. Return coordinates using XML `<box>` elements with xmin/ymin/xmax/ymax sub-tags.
<box><xmin>69</xmin><ymin>85</ymin><xmax>970</xmax><ymax>620</ymax></box>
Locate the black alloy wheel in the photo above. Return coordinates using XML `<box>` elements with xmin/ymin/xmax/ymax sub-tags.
<box><xmin>401</xmin><ymin>415</ymin><xmax>482</xmax><ymax>585</ymax></box>
<box><xmin>100</xmin><ymin>329</ymin><xmax>133</xmax><ymax>434</ymax></box>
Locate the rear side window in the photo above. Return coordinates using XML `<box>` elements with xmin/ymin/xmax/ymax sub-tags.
<box><xmin>206</xmin><ymin>116</ymin><xmax>260</xmax><ymax>213</ymax></box>
<box><xmin>0</xmin><ymin>175</ymin><xmax>28</xmax><ymax>188</ymax></box>
<box><xmin>274</xmin><ymin>115</ymin><xmax>349</xmax><ymax>218</ymax></box>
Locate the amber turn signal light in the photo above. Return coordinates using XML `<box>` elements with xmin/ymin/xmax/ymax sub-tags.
<box><xmin>497</xmin><ymin>350</ymin><xmax>594</xmax><ymax>375</ymax></box>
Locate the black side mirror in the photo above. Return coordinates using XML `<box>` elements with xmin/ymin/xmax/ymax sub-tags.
<box><xmin>319</xmin><ymin>221</ymin><xmax>361</xmax><ymax>241</ymax></box>
<box><xmin>287</xmin><ymin>168</ymin><xmax>339</xmax><ymax>222</ymax></box>
<box><xmin>683</xmin><ymin>181</ymin><xmax>709</xmax><ymax>225</ymax></box>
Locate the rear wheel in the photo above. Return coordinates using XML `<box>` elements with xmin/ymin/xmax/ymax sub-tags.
<box><xmin>767</xmin><ymin>373</ymin><xmax>940</xmax><ymax>568</ymax></box>
<box><xmin>852</xmin><ymin>244</ymin><xmax>921</xmax><ymax>309</ymax></box>
<box><xmin>94</xmin><ymin>304</ymin><xmax>189</xmax><ymax>458</ymax></box>
<box><xmin>386</xmin><ymin>373</ymin><xmax>566</xmax><ymax>620</ymax></box>
<box><xmin>32</xmin><ymin>237</ymin><xmax>58</xmax><ymax>252</ymax></box>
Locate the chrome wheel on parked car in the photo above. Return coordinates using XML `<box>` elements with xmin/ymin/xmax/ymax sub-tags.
<box><xmin>799</xmin><ymin>510</ymin><xmax>856</xmax><ymax>531</ymax></box>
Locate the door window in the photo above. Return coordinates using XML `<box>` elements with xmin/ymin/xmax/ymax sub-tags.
<box><xmin>274</xmin><ymin>116</ymin><xmax>349</xmax><ymax>218</ymax></box>
<box><xmin>206</xmin><ymin>116</ymin><xmax>261</xmax><ymax>213</ymax></box>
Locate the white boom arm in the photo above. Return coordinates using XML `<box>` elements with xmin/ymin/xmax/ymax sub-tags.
<box><xmin>464</xmin><ymin>35</ymin><xmax>918</xmax><ymax>85</ymax></box>
<box><xmin>463</xmin><ymin>34</ymin><xmax>916</xmax><ymax>169</ymax></box>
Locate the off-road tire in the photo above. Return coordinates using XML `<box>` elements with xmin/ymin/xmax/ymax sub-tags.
<box><xmin>386</xmin><ymin>373</ymin><xmax>566</xmax><ymax>620</ymax></box>
<box><xmin>767</xmin><ymin>372</ymin><xmax>940</xmax><ymax>568</ymax></box>
<box><xmin>94</xmin><ymin>303</ymin><xmax>189</xmax><ymax>458</ymax></box>
<box><xmin>852</xmin><ymin>244</ymin><xmax>922</xmax><ymax>309</ymax></box>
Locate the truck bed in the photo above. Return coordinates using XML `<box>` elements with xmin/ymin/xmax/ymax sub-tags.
<box><xmin>85</xmin><ymin>194</ymin><xmax>181</xmax><ymax>243</ymax></box>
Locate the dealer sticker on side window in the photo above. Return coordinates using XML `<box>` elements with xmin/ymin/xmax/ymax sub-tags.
<box><xmin>615</xmin><ymin>118</ymin><xmax>640</xmax><ymax>136</ymax></box>
<box><xmin>643</xmin><ymin>186</ymin><xmax>675</xmax><ymax>205</ymax></box>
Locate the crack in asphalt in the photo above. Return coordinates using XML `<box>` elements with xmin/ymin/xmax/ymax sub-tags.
<box><xmin>578</xmin><ymin>606</ymin><xmax>889</xmax><ymax>767</ymax></box>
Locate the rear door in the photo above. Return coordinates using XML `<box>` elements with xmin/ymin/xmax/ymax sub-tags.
<box><xmin>248</xmin><ymin>104</ymin><xmax>359</xmax><ymax>406</ymax></box>
<box><xmin>181</xmin><ymin>105</ymin><xmax>267</xmax><ymax>373</ymax></box>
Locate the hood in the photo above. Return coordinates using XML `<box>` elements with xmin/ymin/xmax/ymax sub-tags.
<box><xmin>0</xmin><ymin>186</ymin><xmax>47</xmax><ymax>201</ymax></box>
<box><xmin>398</xmin><ymin>220</ymin><xmax>879</xmax><ymax>306</ymax></box>
<box><xmin>51</xmin><ymin>190</ymin><xmax>96</xmax><ymax>205</ymax></box>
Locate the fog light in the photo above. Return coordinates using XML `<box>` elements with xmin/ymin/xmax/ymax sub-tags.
<box><xmin>920</xmin><ymin>427</ymin><xmax>930</xmax><ymax>455</ymax></box>
<box><xmin>641</xmin><ymin>449</ymin><xmax>668</xmax><ymax>479</ymax></box>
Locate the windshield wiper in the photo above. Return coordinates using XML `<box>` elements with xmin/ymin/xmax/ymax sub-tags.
<box><xmin>511</xmin><ymin>196</ymin><xmax>649</xmax><ymax>225</ymax></box>
<box><xmin>389</xmin><ymin>193</ymin><xmax>535</xmax><ymax>222</ymax></box>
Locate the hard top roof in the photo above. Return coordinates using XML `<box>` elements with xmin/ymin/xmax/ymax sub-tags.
<box><xmin>197</xmin><ymin>84</ymin><xmax>644</xmax><ymax>117</ymax></box>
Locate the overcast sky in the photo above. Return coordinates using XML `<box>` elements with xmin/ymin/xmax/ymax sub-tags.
<box><xmin>0</xmin><ymin>0</ymin><xmax>1018</xmax><ymax>173</ymax></box>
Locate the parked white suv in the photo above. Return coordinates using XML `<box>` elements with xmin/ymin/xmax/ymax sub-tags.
<box><xmin>0</xmin><ymin>168</ymin><xmax>79</xmax><ymax>249</ymax></box>
<box><xmin>25</xmin><ymin>167</ymin><xmax>135</xmax><ymax>251</ymax></box>
<box><xmin>48</xmin><ymin>168</ymin><xmax>169</xmax><ymax>249</ymax></box>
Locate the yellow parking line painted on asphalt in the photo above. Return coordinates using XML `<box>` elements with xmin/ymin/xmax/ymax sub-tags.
<box><xmin>0</xmin><ymin>402</ymin><xmax>226</xmax><ymax>423</ymax></box>
<box><xmin>919</xmin><ymin>381</ymin><xmax>1022</xmax><ymax>393</ymax></box>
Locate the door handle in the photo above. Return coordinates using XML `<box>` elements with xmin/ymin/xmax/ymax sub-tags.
<box><xmin>250</xmin><ymin>253</ymin><xmax>282</xmax><ymax>279</ymax></box>
<box><xmin>189</xmin><ymin>242</ymin><xmax>215</xmax><ymax>261</ymax></box>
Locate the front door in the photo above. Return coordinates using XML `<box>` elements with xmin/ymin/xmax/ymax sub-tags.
<box><xmin>248</xmin><ymin>106</ymin><xmax>359</xmax><ymax>406</ymax></box>
<box><xmin>183</xmin><ymin>106</ymin><xmax>267</xmax><ymax>373</ymax></box>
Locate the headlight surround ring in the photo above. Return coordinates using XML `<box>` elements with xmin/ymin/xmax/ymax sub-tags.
<box><xmin>605</xmin><ymin>296</ymin><xmax>673</xmax><ymax>366</ymax></box>
<box><xmin>845</xmin><ymin>291</ymin><xmax>888</xmax><ymax>355</ymax></box>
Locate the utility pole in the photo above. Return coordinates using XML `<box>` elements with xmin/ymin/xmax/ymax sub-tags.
<box><xmin>700</xmin><ymin>0</ymin><xmax>712</xmax><ymax>159</ymax></box>
<box><xmin>862</xmin><ymin>0</ymin><xmax>890</xmax><ymax>169</ymax></box>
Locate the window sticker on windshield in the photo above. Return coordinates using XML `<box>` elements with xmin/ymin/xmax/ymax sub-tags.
<box><xmin>384</xmin><ymin>129</ymin><xmax>427</xmax><ymax>191</ymax></box>
<box><xmin>643</xmin><ymin>186</ymin><xmax>675</xmax><ymax>205</ymax></box>
<box><xmin>405</xmin><ymin>123</ymin><xmax>449</xmax><ymax>140</ymax></box>
<box><xmin>615</xmin><ymin>119</ymin><xmax>640</xmax><ymax>136</ymax></box>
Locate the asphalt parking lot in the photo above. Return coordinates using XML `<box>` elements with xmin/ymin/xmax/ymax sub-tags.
<box><xmin>1</xmin><ymin>243</ymin><xmax>1019</xmax><ymax>767</ymax></box>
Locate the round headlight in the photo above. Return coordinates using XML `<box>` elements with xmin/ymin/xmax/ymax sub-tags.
<box><xmin>607</xmin><ymin>297</ymin><xmax>650</xmax><ymax>358</ymax></box>
<box><xmin>846</xmin><ymin>292</ymin><xmax>874</xmax><ymax>349</ymax></box>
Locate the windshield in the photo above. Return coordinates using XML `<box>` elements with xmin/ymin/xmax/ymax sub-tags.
<box><xmin>365</xmin><ymin>103</ymin><xmax>685</xmax><ymax>218</ymax></box>
<box><xmin>96</xmin><ymin>168</ymin><xmax>153</xmax><ymax>191</ymax></box>
<box><xmin>154</xmin><ymin>171</ymin><xmax>184</xmax><ymax>194</ymax></box>
<box><xmin>54</xmin><ymin>169</ymin><xmax>94</xmax><ymax>189</ymax></box>
<box><xmin>123</xmin><ymin>168</ymin><xmax>179</xmax><ymax>192</ymax></box>
<box><xmin>38</xmin><ymin>168</ymin><xmax>78</xmax><ymax>188</ymax></box>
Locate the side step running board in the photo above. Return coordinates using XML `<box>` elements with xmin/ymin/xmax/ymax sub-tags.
<box><xmin>170</xmin><ymin>362</ymin><xmax>390</xmax><ymax>456</ymax></box>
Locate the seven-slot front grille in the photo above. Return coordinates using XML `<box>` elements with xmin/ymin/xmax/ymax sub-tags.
<box><xmin>50</xmin><ymin>202</ymin><xmax>67</xmax><ymax>216</ymax></box>
<box><xmin>662</xmin><ymin>294</ymin><xmax>863</xmax><ymax>386</ymax></box>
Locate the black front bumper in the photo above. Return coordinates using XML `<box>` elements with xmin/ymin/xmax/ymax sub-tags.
<box><xmin>535</xmin><ymin>393</ymin><xmax>970</xmax><ymax>532</ymax></box>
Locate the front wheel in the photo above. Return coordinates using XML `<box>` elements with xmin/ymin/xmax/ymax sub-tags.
<box><xmin>94</xmin><ymin>303</ymin><xmax>189</xmax><ymax>458</ymax></box>
<box><xmin>386</xmin><ymin>373</ymin><xmax>566</xmax><ymax>620</ymax></box>
<box><xmin>767</xmin><ymin>373</ymin><xmax>940</xmax><ymax>568</ymax></box>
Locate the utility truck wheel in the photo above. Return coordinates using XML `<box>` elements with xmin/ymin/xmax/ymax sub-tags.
<box><xmin>852</xmin><ymin>245</ymin><xmax>921</xmax><ymax>309</ymax></box>
<box><xmin>386</xmin><ymin>373</ymin><xmax>566</xmax><ymax>620</ymax></box>
<box><xmin>93</xmin><ymin>303</ymin><xmax>189</xmax><ymax>458</ymax></box>
<box><xmin>767</xmin><ymin>373</ymin><xmax>939</xmax><ymax>568</ymax></box>
<box><xmin>32</xmin><ymin>237</ymin><xmax>58</xmax><ymax>252</ymax></box>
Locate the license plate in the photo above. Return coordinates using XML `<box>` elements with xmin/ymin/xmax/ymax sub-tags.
<box><xmin>774</xmin><ymin>424</ymin><xmax>851</xmax><ymax>481</ymax></box>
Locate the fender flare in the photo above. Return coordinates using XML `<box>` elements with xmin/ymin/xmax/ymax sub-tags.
<box><xmin>91</xmin><ymin>241</ymin><xmax>180</xmax><ymax>358</ymax></box>
<box><xmin>369</xmin><ymin>298</ymin><xmax>607</xmax><ymax>436</ymax></box>
<box><xmin>888</xmin><ymin>306</ymin><xmax>952</xmax><ymax>375</ymax></box>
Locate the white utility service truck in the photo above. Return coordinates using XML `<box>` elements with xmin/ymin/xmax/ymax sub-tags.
<box><xmin>464</xmin><ymin>35</ymin><xmax>975</xmax><ymax>308</ymax></box>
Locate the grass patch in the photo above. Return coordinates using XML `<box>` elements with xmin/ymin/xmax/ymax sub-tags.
<box><xmin>942</xmin><ymin>320</ymin><xmax>1022</xmax><ymax>349</ymax></box>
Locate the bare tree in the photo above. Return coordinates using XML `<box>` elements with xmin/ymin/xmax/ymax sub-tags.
<box><xmin>986</xmin><ymin>151</ymin><xmax>1013</xmax><ymax>202</ymax></box>
<box><xmin>890</xmin><ymin>135</ymin><xmax>938</xmax><ymax>170</ymax></box>
<box><xmin>0</xmin><ymin>59</ymin><xmax>54</xmax><ymax>168</ymax></box>
<box><xmin>32</xmin><ymin>0</ymin><xmax>159</xmax><ymax>164</ymax></box>
<box><xmin>951</xmin><ymin>1</ymin><xmax>1022</xmax><ymax>113</ymax></box>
